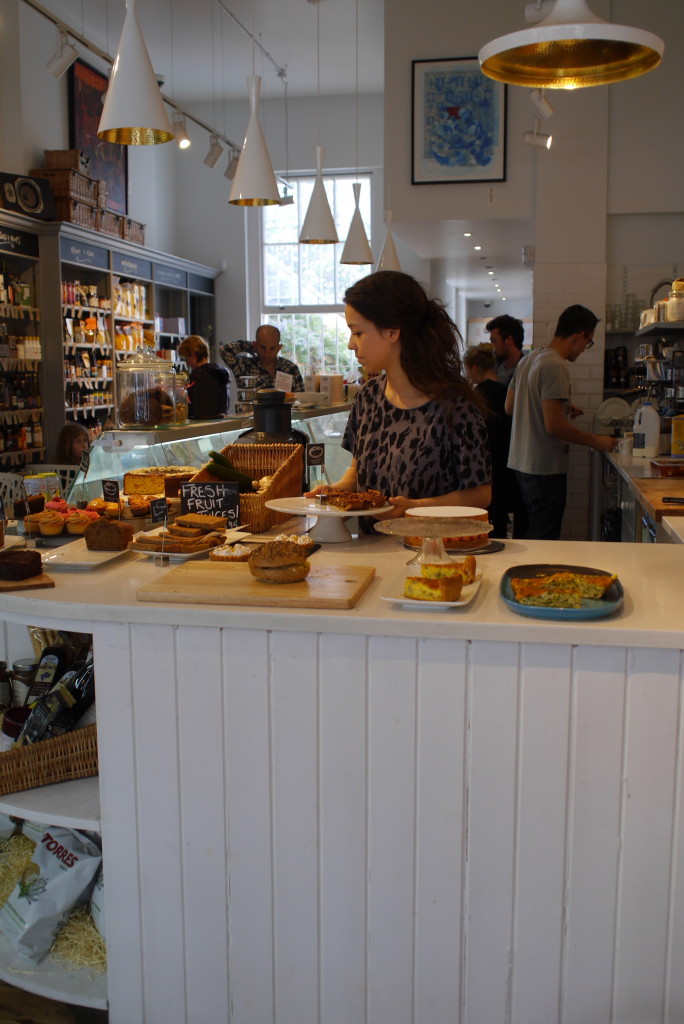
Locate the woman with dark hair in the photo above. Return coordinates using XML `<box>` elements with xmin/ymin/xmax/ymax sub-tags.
<box><xmin>54</xmin><ymin>422</ymin><xmax>90</xmax><ymax>465</ymax></box>
<box><xmin>306</xmin><ymin>271</ymin><xmax>491</xmax><ymax>518</ymax></box>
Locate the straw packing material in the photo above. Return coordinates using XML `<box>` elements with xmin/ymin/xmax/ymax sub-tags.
<box><xmin>0</xmin><ymin>834</ymin><xmax>35</xmax><ymax>907</ymax></box>
<box><xmin>51</xmin><ymin>906</ymin><xmax>106</xmax><ymax>973</ymax></box>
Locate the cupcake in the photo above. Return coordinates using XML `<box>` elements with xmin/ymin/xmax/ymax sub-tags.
<box><xmin>65</xmin><ymin>511</ymin><xmax>94</xmax><ymax>535</ymax></box>
<box><xmin>23</xmin><ymin>511</ymin><xmax>48</xmax><ymax>534</ymax></box>
<box><xmin>45</xmin><ymin>498</ymin><xmax>71</xmax><ymax>514</ymax></box>
<box><xmin>38</xmin><ymin>511</ymin><xmax>66</xmax><ymax>536</ymax></box>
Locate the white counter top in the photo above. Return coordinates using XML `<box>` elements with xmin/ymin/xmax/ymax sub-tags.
<box><xmin>1</xmin><ymin>531</ymin><xmax>683</xmax><ymax>648</ymax></box>
<box><xmin>662</xmin><ymin>516</ymin><xmax>684</xmax><ymax>543</ymax></box>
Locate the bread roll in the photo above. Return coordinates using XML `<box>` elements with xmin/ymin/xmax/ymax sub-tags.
<box><xmin>247</xmin><ymin>540</ymin><xmax>310</xmax><ymax>583</ymax></box>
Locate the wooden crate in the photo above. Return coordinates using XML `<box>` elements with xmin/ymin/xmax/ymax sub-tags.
<box><xmin>53</xmin><ymin>196</ymin><xmax>98</xmax><ymax>230</ymax></box>
<box><xmin>120</xmin><ymin>216</ymin><xmax>145</xmax><ymax>245</ymax></box>
<box><xmin>43</xmin><ymin>149</ymin><xmax>91</xmax><ymax>175</ymax></box>
<box><xmin>30</xmin><ymin>167</ymin><xmax>98</xmax><ymax>205</ymax></box>
<box><xmin>97</xmin><ymin>208</ymin><xmax>123</xmax><ymax>238</ymax></box>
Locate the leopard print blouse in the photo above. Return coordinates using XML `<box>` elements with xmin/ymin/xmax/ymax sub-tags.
<box><xmin>342</xmin><ymin>377</ymin><xmax>491</xmax><ymax>501</ymax></box>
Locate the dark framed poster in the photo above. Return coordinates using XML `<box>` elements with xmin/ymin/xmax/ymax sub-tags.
<box><xmin>412</xmin><ymin>57</ymin><xmax>506</xmax><ymax>185</ymax></box>
<box><xmin>69</xmin><ymin>59</ymin><xmax>128</xmax><ymax>214</ymax></box>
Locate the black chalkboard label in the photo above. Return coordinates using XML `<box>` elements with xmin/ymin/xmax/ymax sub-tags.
<box><xmin>180</xmin><ymin>481</ymin><xmax>239</xmax><ymax>526</ymax></box>
<box><xmin>102</xmin><ymin>479</ymin><xmax>120</xmax><ymax>503</ymax></box>
<box><xmin>79</xmin><ymin>450</ymin><xmax>90</xmax><ymax>476</ymax></box>
<box><xmin>307</xmin><ymin>442</ymin><xmax>325</xmax><ymax>467</ymax></box>
<box><xmin>150</xmin><ymin>497</ymin><xmax>168</xmax><ymax>524</ymax></box>
<box><xmin>0</xmin><ymin>495</ymin><xmax>5</xmax><ymax>520</ymax></box>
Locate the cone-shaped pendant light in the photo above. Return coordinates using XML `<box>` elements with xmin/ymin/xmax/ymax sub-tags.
<box><xmin>299</xmin><ymin>146</ymin><xmax>338</xmax><ymax>244</ymax></box>
<box><xmin>375</xmin><ymin>211</ymin><xmax>401</xmax><ymax>273</ymax></box>
<box><xmin>479</xmin><ymin>0</ymin><xmax>663</xmax><ymax>90</ymax></box>
<box><xmin>228</xmin><ymin>76</ymin><xmax>280</xmax><ymax>206</ymax></box>
<box><xmin>341</xmin><ymin>183</ymin><xmax>373</xmax><ymax>264</ymax></box>
<box><xmin>98</xmin><ymin>0</ymin><xmax>174</xmax><ymax>144</ymax></box>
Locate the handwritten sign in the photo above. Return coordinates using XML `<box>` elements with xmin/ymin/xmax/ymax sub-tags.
<box><xmin>180</xmin><ymin>481</ymin><xmax>239</xmax><ymax>526</ymax></box>
<box><xmin>274</xmin><ymin>371</ymin><xmax>293</xmax><ymax>393</ymax></box>
<box><xmin>102</xmin><ymin>479</ymin><xmax>120</xmax><ymax>504</ymax></box>
<box><xmin>150</xmin><ymin>497</ymin><xmax>168</xmax><ymax>525</ymax></box>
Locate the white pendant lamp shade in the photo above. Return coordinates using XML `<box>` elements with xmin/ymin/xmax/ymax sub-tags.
<box><xmin>228</xmin><ymin>76</ymin><xmax>280</xmax><ymax>206</ymax></box>
<box><xmin>299</xmin><ymin>146</ymin><xmax>338</xmax><ymax>244</ymax></box>
<box><xmin>479</xmin><ymin>0</ymin><xmax>664</xmax><ymax>90</ymax></box>
<box><xmin>375</xmin><ymin>211</ymin><xmax>401</xmax><ymax>273</ymax></box>
<box><xmin>98</xmin><ymin>0</ymin><xmax>174</xmax><ymax>144</ymax></box>
<box><xmin>341</xmin><ymin>182</ymin><xmax>373</xmax><ymax>265</ymax></box>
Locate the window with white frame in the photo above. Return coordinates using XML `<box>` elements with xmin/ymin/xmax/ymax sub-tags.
<box><xmin>262</xmin><ymin>172</ymin><xmax>372</xmax><ymax>379</ymax></box>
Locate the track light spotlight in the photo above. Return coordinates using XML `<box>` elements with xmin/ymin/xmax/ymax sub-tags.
<box><xmin>529</xmin><ymin>88</ymin><xmax>554</xmax><ymax>119</ymax></box>
<box><xmin>523</xmin><ymin>117</ymin><xmax>552</xmax><ymax>149</ymax></box>
<box><xmin>279</xmin><ymin>188</ymin><xmax>295</xmax><ymax>206</ymax></box>
<box><xmin>224</xmin><ymin>150</ymin><xmax>239</xmax><ymax>181</ymax></box>
<box><xmin>203</xmin><ymin>135</ymin><xmax>224</xmax><ymax>168</ymax></box>
<box><xmin>173</xmin><ymin>112</ymin><xmax>191</xmax><ymax>149</ymax></box>
<box><xmin>46</xmin><ymin>30</ymin><xmax>78</xmax><ymax>79</ymax></box>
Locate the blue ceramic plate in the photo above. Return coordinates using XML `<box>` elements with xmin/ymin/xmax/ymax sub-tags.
<box><xmin>500</xmin><ymin>563</ymin><xmax>624</xmax><ymax>620</ymax></box>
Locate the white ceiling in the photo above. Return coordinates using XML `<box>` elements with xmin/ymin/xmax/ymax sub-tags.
<box><xmin>35</xmin><ymin>0</ymin><xmax>533</xmax><ymax>305</ymax></box>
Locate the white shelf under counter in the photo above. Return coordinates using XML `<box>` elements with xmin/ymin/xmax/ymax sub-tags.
<box><xmin>0</xmin><ymin>776</ymin><xmax>100</xmax><ymax>831</ymax></box>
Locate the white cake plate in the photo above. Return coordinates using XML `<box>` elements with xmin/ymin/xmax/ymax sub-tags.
<box><xmin>264</xmin><ymin>497</ymin><xmax>393</xmax><ymax>543</ymax></box>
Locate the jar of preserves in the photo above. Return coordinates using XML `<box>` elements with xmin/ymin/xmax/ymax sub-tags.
<box><xmin>117</xmin><ymin>347</ymin><xmax>176</xmax><ymax>428</ymax></box>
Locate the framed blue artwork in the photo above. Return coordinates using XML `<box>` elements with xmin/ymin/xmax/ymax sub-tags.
<box><xmin>412</xmin><ymin>57</ymin><xmax>506</xmax><ymax>184</ymax></box>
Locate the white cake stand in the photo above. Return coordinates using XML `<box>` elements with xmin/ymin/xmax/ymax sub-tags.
<box><xmin>374</xmin><ymin>517</ymin><xmax>494</xmax><ymax>565</ymax></box>
<box><xmin>264</xmin><ymin>497</ymin><xmax>393</xmax><ymax>543</ymax></box>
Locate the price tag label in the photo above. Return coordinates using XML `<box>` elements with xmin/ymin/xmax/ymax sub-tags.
<box><xmin>79</xmin><ymin>450</ymin><xmax>90</xmax><ymax>477</ymax></box>
<box><xmin>307</xmin><ymin>442</ymin><xmax>325</xmax><ymax>467</ymax></box>
<box><xmin>102</xmin><ymin>479</ymin><xmax>120</xmax><ymax>503</ymax></box>
<box><xmin>149</xmin><ymin>497</ymin><xmax>168</xmax><ymax>525</ymax></box>
<box><xmin>180</xmin><ymin>481</ymin><xmax>240</xmax><ymax>527</ymax></box>
<box><xmin>274</xmin><ymin>370</ymin><xmax>294</xmax><ymax>393</ymax></box>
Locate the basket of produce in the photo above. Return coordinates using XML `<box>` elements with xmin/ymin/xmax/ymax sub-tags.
<box><xmin>0</xmin><ymin>724</ymin><xmax>98</xmax><ymax>797</ymax></box>
<box><xmin>191</xmin><ymin>443</ymin><xmax>304</xmax><ymax>533</ymax></box>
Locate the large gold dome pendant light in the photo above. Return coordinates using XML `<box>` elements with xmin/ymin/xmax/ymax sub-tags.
<box><xmin>228</xmin><ymin>75</ymin><xmax>280</xmax><ymax>206</ymax></box>
<box><xmin>98</xmin><ymin>0</ymin><xmax>174</xmax><ymax>144</ymax></box>
<box><xmin>479</xmin><ymin>0</ymin><xmax>664</xmax><ymax>90</ymax></box>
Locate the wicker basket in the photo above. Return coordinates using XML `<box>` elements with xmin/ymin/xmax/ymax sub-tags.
<box><xmin>53</xmin><ymin>197</ymin><xmax>98</xmax><ymax>230</ymax></box>
<box><xmin>97</xmin><ymin>209</ymin><xmax>123</xmax><ymax>238</ymax></box>
<box><xmin>191</xmin><ymin>443</ymin><xmax>304</xmax><ymax>533</ymax></box>
<box><xmin>120</xmin><ymin>217</ymin><xmax>146</xmax><ymax>245</ymax></box>
<box><xmin>0</xmin><ymin>724</ymin><xmax>98</xmax><ymax>797</ymax></box>
<box><xmin>30</xmin><ymin>168</ymin><xmax>98</xmax><ymax>205</ymax></box>
<box><xmin>43</xmin><ymin>149</ymin><xmax>91</xmax><ymax>175</ymax></box>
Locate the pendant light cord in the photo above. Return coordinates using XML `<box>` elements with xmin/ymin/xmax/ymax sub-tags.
<box><xmin>354</xmin><ymin>0</ymin><xmax>359</xmax><ymax>179</ymax></box>
<box><xmin>316</xmin><ymin>1</ymin><xmax>321</xmax><ymax>150</ymax></box>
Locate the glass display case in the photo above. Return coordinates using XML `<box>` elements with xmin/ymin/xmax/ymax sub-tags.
<box><xmin>66</xmin><ymin>403</ymin><xmax>353</xmax><ymax>503</ymax></box>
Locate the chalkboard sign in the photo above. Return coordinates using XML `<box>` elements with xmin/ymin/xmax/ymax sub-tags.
<box><xmin>180</xmin><ymin>481</ymin><xmax>239</xmax><ymax>526</ymax></box>
<box><xmin>79</xmin><ymin>450</ymin><xmax>90</xmax><ymax>477</ymax></box>
<box><xmin>307</xmin><ymin>442</ymin><xmax>325</xmax><ymax>467</ymax></box>
<box><xmin>150</xmin><ymin>497</ymin><xmax>168</xmax><ymax>525</ymax></box>
<box><xmin>102</xmin><ymin>479</ymin><xmax>120</xmax><ymax>504</ymax></box>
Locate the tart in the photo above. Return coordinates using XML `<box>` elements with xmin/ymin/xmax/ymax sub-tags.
<box><xmin>210</xmin><ymin>543</ymin><xmax>252</xmax><ymax>562</ymax></box>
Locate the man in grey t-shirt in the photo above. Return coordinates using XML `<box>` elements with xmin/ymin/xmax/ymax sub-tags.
<box><xmin>506</xmin><ymin>304</ymin><xmax>617</xmax><ymax>539</ymax></box>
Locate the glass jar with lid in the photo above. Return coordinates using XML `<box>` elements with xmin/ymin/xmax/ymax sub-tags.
<box><xmin>666</xmin><ymin>281</ymin><xmax>684</xmax><ymax>322</ymax></box>
<box><xmin>116</xmin><ymin>347</ymin><xmax>176</xmax><ymax>428</ymax></box>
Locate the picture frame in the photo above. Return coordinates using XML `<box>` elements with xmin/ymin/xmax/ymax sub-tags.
<box><xmin>69</xmin><ymin>59</ymin><xmax>128</xmax><ymax>215</ymax></box>
<box><xmin>412</xmin><ymin>57</ymin><xmax>506</xmax><ymax>185</ymax></box>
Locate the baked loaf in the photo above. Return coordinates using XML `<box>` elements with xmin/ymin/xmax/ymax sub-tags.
<box><xmin>84</xmin><ymin>518</ymin><xmax>134</xmax><ymax>551</ymax></box>
<box><xmin>0</xmin><ymin>549</ymin><xmax>42</xmax><ymax>581</ymax></box>
<box><xmin>123</xmin><ymin>466</ymin><xmax>196</xmax><ymax>495</ymax></box>
<box><xmin>421</xmin><ymin>556</ymin><xmax>476</xmax><ymax>584</ymax></box>
<box><xmin>174</xmin><ymin>513</ymin><xmax>228</xmax><ymax>533</ymax></box>
<box><xmin>248</xmin><ymin>540</ymin><xmax>310</xmax><ymax>584</ymax></box>
<box><xmin>403</xmin><ymin>576</ymin><xmax>463</xmax><ymax>602</ymax></box>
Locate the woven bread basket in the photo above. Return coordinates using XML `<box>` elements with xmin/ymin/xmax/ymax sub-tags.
<box><xmin>190</xmin><ymin>443</ymin><xmax>304</xmax><ymax>533</ymax></box>
<box><xmin>0</xmin><ymin>724</ymin><xmax>98</xmax><ymax>797</ymax></box>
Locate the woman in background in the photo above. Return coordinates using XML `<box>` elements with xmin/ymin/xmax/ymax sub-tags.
<box><xmin>306</xmin><ymin>270</ymin><xmax>491</xmax><ymax>519</ymax></box>
<box><xmin>53</xmin><ymin>422</ymin><xmax>90</xmax><ymax>466</ymax></box>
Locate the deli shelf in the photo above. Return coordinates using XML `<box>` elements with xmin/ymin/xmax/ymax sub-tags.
<box><xmin>0</xmin><ymin>934</ymin><xmax>107</xmax><ymax>1010</ymax></box>
<box><xmin>0</xmin><ymin>776</ymin><xmax>100</xmax><ymax>830</ymax></box>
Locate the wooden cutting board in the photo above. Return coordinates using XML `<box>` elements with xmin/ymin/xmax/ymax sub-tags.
<box><xmin>137</xmin><ymin>561</ymin><xmax>376</xmax><ymax>609</ymax></box>
<box><xmin>0</xmin><ymin>573</ymin><xmax>55</xmax><ymax>593</ymax></box>
<box><xmin>631</xmin><ymin>478</ymin><xmax>684</xmax><ymax>521</ymax></box>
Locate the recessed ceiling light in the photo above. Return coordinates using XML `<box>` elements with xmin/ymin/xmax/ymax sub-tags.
<box><xmin>463</xmin><ymin>232</ymin><xmax>472</xmax><ymax>237</ymax></box>
<box><xmin>474</xmin><ymin>245</ymin><xmax>482</xmax><ymax>250</ymax></box>
<box><xmin>502</xmin><ymin>297</ymin><xmax>507</xmax><ymax>301</ymax></box>
<box><xmin>488</xmin><ymin>271</ymin><xmax>494</xmax><ymax>275</ymax></box>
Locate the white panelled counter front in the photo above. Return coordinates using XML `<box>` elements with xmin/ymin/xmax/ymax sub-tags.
<box><xmin>1</xmin><ymin>534</ymin><xmax>684</xmax><ymax>1024</ymax></box>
